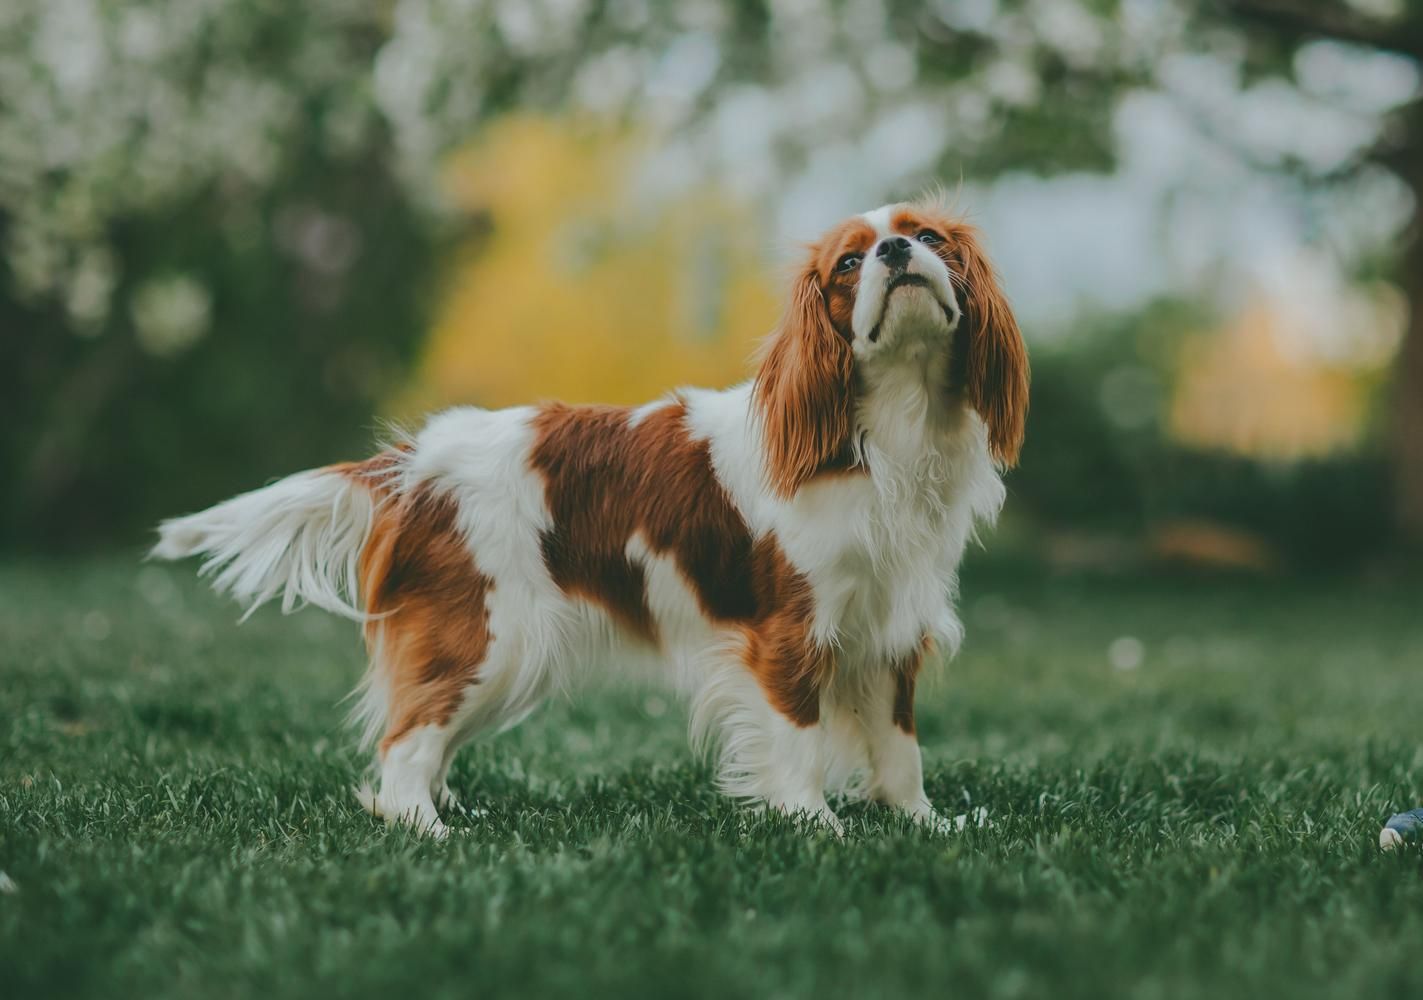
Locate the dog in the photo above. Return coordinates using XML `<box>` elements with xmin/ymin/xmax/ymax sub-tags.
<box><xmin>153</xmin><ymin>198</ymin><xmax>1029</xmax><ymax>837</ymax></box>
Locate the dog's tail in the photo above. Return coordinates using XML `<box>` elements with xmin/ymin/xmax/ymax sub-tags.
<box><xmin>149</xmin><ymin>454</ymin><xmax>403</xmax><ymax>621</ymax></box>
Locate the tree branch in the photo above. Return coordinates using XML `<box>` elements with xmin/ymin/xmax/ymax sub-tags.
<box><xmin>1221</xmin><ymin>0</ymin><xmax>1423</xmax><ymax>60</ymax></box>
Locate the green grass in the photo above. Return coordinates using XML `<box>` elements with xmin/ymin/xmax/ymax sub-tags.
<box><xmin>3</xmin><ymin>555</ymin><xmax>1422</xmax><ymax>999</ymax></box>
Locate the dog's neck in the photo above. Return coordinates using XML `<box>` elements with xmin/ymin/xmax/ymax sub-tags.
<box><xmin>854</xmin><ymin>322</ymin><xmax>967</xmax><ymax>468</ymax></box>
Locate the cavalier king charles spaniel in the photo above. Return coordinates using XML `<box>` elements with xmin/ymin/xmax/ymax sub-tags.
<box><xmin>154</xmin><ymin>199</ymin><xmax>1029</xmax><ymax>838</ymax></box>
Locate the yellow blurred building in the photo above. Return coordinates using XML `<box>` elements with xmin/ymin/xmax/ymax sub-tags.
<box><xmin>1169</xmin><ymin>297</ymin><xmax>1380</xmax><ymax>460</ymax></box>
<box><xmin>397</xmin><ymin>117</ymin><xmax>780</xmax><ymax>416</ymax></box>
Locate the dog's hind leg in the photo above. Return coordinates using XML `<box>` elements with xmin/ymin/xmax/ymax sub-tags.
<box><xmin>352</xmin><ymin>479</ymin><xmax>559</xmax><ymax>836</ymax></box>
<box><xmin>425</xmin><ymin>638</ymin><xmax>556</xmax><ymax>821</ymax></box>
<box><xmin>432</xmin><ymin>754</ymin><xmax>461</xmax><ymax>812</ymax></box>
<box><xmin>358</xmin><ymin>615</ymin><xmax>557</xmax><ymax>837</ymax></box>
<box><xmin>374</xmin><ymin>724</ymin><xmax>452</xmax><ymax>838</ymax></box>
<box><xmin>358</xmin><ymin>626</ymin><xmax>492</xmax><ymax>838</ymax></box>
<box><xmin>351</xmin><ymin>484</ymin><xmax>500</xmax><ymax>837</ymax></box>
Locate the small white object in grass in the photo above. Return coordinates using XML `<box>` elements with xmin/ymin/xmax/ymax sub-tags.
<box><xmin>954</xmin><ymin>806</ymin><xmax>991</xmax><ymax>831</ymax></box>
<box><xmin>1379</xmin><ymin>809</ymin><xmax>1423</xmax><ymax>850</ymax></box>
<box><xmin>1109</xmin><ymin>636</ymin><xmax>1144</xmax><ymax>671</ymax></box>
<box><xmin>0</xmin><ymin>872</ymin><xmax>17</xmax><ymax>894</ymax></box>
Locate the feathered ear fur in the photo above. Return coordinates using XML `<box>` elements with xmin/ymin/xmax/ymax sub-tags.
<box><xmin>753</xmin><ymin>266</ymin><xmax>854</xmax><ymax>497</ymax></box>
<box><xmin>946</xmin><ymin>222</ymin><xmax>1029</xmax><ymax>467</ymax></box>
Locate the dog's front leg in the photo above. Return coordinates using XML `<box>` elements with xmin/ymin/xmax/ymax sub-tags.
<box><xmin>860</xmin><ymin>651</ymin><xmax>952</xmax><ymax>834</ymax></box>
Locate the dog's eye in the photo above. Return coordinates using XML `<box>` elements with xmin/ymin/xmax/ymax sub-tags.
<box><xmin>836</xmin><ymin>253</ymin><xmax>862</xmax><ymax>273</ymax></box>
<box><xmin>916</xmin><ymin>230</ymin><xmax>943</xmax><ymax>245</ymax></box>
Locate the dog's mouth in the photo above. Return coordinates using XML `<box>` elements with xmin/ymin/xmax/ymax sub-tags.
<box><xmin>887</xmin><ymin>274</ymin><xmax>930</xmax><ymax>293</ymax></box>
<box><xmin>867</xmin><ymin>275</ymin><xmax>954</xmax><ymax>343</ymax></box>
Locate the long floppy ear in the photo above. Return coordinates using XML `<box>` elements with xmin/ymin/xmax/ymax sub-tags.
<box><xmin>753</xmin><ymin>267</ymin><xmax>854</xmax><ymax>497</ymax></box>
<box><xmin>949</xmin><ymin>224</ymin><xmax>1029</xmax><ymax>467</ymax></box>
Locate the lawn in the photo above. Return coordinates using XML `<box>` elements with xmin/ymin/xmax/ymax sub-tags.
<box><xmin>3</xmin><ymin>554</ymin><xmax>1422</xmax><ymax>999</ymax></box>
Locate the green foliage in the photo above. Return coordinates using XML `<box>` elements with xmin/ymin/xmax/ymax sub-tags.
<box><xmin>3</xmin><ymin>0</ymin><xmax>1144</xmax><ymax>550</ymax></box>
<box><xmin>1149</xmin><ymin>451</ymin><xmax>1394</xmax><ymax>571</ymax></box>
<box><xmin>4</xmin><ymin>0</ymin><xmax>1412</xmax><ymax>553</ymax></box>
<box><xmin>0</xmin><ymin>3</ymin><xmax>439</xmax><ymax>549</ymax></box>
<box><xmin>1012</xmin><ymin>303</ymin><xmax>1396</xmax><ymax>570</ymax></box>
<box><xmin>3</xmin><ymin>557</ymin><xmax>1422</xmax><ymax>997</ymax></box>
<box><xmin>1</xmin><ymin>153</ymin><xmax>436</xmax><ymax>551</ymax></box>
<box><xmin>1011</xmin><ymin>302</ymin><xmax>1197</xmax><ymax>535</ymax></box>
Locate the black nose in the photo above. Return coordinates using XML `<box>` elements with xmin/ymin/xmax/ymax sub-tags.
<box><xmin>875</xmin><ymin>236</ymin><xmax>912</xmax><ymax>266</ymax></box>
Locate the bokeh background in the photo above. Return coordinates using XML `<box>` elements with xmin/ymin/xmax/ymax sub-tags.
<box><xmin>7</xmin><ymin>0</ymin><xmax>1423</xmax><ymax>576</ymax></box>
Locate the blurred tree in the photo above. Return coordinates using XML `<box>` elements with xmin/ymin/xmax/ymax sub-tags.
<box><xmin>314</xmin><ymin>0</ymin><xmax>1423</xmax><ymax>564</ymax></box>
<box><xmin>1015</xmin><ymin>301</ymin><xmax>1395</xmax><ymax>572</ymax></box>
<box><xmin>0</xmin><ymin>2</ymin><xmax>439</xmax><ymax>549</ymax></box>
<box><xmin>4</xmin><ymin>0</ymin><xmax>1156</xmax><ymax>549</ymax></box>
<box><xmin>1202</xmin><ymin>0</ymin><xmax>1423</xmax><ymax>543</ymax></box>
<box><xmin>5</xmin><ymin>0</ymin><xmax>1417</xmax><ymax>554</ymax></box>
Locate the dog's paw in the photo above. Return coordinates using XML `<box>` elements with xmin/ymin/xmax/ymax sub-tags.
<box><xmin>353</xmin><ymin>783</ymin><xmax>382</xmax><ymax>818</ymax></box>
<box><xmin>434</xmin><ymin>782</ymin><xmax>461</xmax><ymax>811</ymax></box>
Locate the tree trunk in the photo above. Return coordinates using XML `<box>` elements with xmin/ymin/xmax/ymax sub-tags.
<box><xmin>1393</xmin><ymin>197</ymin><xmax>1423</xmax><ymax>547</ymax></box>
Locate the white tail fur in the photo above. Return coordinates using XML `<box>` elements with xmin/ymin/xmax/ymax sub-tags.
<box><xmin>150</xmin><ymin>468</ymin><xmax>377</xmax><ymax>620</ymax></box>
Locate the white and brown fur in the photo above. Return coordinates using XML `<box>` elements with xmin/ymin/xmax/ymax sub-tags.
<box><xmin>153</xmin><ymin>200</ymin><xmax>1029</xmax><ymax>838</ymax></box>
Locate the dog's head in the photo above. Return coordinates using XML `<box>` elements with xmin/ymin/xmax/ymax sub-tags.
<box><xmin>753</xmin><ymin>201</ymin><xmax>1029</xmax><ymax>496</ymax></box>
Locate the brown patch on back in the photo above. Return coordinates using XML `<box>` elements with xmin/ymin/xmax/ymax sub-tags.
<box><xmin>530</xmin><ymin>401</ymin><xmax>762</xmax><ymax>635</ymax></box>
<box><xmin>359</xmin><ymin>481</ymin><xmax>493</xmax><ymax>754</ymax></box>
<box><xmin>529</xmin><ymin>402</ymin><xmax>828</xmax><ymax>724</ymax></box>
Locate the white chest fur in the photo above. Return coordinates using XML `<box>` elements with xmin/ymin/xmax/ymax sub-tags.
<box><xmin>692</xmin><ymin>368</ymin><xmax>1005</xmax><ymax>670</ymax></box>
